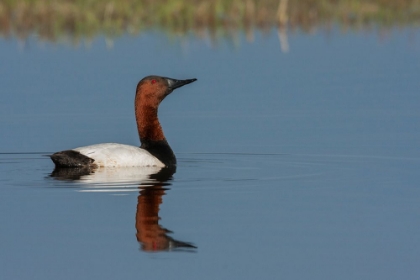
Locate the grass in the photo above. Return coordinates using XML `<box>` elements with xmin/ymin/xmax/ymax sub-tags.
<box><xmin>1</xmin><ymin>0</ymin><xmax>419</xmax><ymax>44</ymax></box>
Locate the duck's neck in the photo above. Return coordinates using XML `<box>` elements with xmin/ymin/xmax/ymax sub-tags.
<box><xmin>136</xmin><ymin>105</ymin><xmax>164</xmax><ymax>142</ymax></box>
<box><xmin>135</xmin><ymin>104</ymin><xmax>176</xmax><ymax>167</ymax></box>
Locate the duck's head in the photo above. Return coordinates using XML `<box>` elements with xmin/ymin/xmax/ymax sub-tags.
<box><xmin>136</xmin><ymin>76</ymin><xmax>197</xmax><ymax>106</ymax></box>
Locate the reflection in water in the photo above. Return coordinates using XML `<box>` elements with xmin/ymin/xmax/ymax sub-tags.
<box><xmin>51</xmin><ymin>166</ymin><xmax>94</xmax><ymax>181</ymax></box>
<box><xmin>136</xmin><ymin>185</ymin><xmax>196</xmax><ymax>252</ymax></box>
<box><xmin>50</xmin><ymin>166</ymin><xmax>197</xmax><ymax>252</ymax></box>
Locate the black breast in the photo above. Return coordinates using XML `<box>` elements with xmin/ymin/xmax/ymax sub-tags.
<box><xmin>140</xmin><ymin>139</ymin><xmax>176</xmax><ymax>167</ymax></box>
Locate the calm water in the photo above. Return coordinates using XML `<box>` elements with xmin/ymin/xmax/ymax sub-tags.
<box><xmin>1</xmin><ymin>28</ymin><xmax>420</xmax><ymax>279</ymax></box>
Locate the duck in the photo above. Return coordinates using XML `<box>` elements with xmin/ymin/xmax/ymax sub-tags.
<box><xmin>50</xmin><ymin>75</ymin><xmax>197</xmax><ymax>168</ymax></box>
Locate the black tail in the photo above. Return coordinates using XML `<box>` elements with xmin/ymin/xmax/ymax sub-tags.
<box><xmin>50</xmin><ymin>150</ymin><xmax>95</xmax><ymax>168</ymax></box>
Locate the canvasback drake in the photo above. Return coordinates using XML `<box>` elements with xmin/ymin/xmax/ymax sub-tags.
<box><xmin>50</xmin><ymin>75</ymin><xmax>197</xmax><ymax>168</ymax></box>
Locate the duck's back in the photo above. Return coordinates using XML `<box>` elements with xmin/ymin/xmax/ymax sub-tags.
<box><xmin>52</xmin><ymin>143</ymin><xmax>165</xmax><ymax>168</ymax></box>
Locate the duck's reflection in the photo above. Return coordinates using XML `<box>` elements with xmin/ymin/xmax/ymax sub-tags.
<box><xmin>136</xmin><ymin>184</ymin><xmax>196</xmax><ymax>251</ymax></box>
<box><xmin>50</xmin><ymin>166</ymin><xmax>197</xmax><ymax>252</ymax></box>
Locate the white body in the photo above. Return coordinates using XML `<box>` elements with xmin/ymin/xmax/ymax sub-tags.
<box><xmin>73</xmin><ymin>143</ymin><xmax>165</xmax><ymax>167</ymax></box>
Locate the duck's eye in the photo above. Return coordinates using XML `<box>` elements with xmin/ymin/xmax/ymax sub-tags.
<box><xmin>151</xmin><ymin>79</ymin><xmax>156</xmax><ymax>84</ymax></box>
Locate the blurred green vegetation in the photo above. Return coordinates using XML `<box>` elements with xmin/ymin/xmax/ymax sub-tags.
<box><xmin>1</xmin><ymin>0</ymin><xmax>419</xmax><ymax>44</ymax></box>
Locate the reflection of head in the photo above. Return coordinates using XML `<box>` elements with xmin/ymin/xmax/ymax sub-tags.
<box><xmin>135</xmin><ymin>176</ymin><xmax>197</xmax><ymax>252</ymax></box>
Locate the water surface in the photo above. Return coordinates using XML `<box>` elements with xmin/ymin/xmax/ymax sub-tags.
<box><xmin>1</xmin><ymin>28</ymin><xmax>420</xmax><ymax>279</ymax></box>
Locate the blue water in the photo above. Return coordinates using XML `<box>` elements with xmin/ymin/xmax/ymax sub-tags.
<box><xmin>1</xmin><ymin>28</ymin><xmax>420</xmax><ymax>279</ymax></box>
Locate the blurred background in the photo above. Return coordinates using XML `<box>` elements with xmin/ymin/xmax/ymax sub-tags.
<box><xmin>2</xmin><ymin>0</ymin><xmax>420</xmax><ymax>49</ymax></box>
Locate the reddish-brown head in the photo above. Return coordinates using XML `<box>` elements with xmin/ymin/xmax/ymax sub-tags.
<box><xmin>135</xmin><ymin>76</ymin><xmax>197</xmax><ymax>107</ymax></box>
<box><xmin>135</xmin><ymin>75</ymin><xmax>197</xmax><ymax>143</ymax></box>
